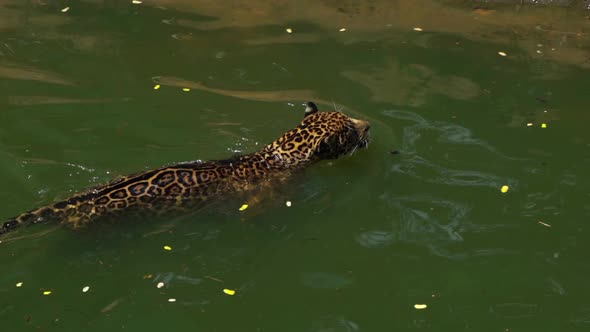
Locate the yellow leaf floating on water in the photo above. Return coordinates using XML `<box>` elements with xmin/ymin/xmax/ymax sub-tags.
<box><xmin>501</xmin><ymin>185</ymin><xmax>509</xmax><ymax>193</ymax></box>
<box><xmin>182</xmin><ymin>88</ymin><xmax>190</xmax><ymax>92</ymax></box>
<box><xmin>163</xmin><ymin>245</ymin><xmax>172</xmax><ymax>251</ymax></box>
<box><xmin>43</xmin><ymin>291</ymin><xmax>52</xmax><ymax>296</ymax></box>
<box><xmin>414</xmin><ymin>304</ymin><xmax>427</xmax><ymax>309</ymax></box>
<box><xmin>16</xmin><ymin>282</ymin><xmax>23</xmax><ymax>288</ymax></box>
<box><xmin>413</xmin><ymin>27</ymin><xmax>423</xmax><ymax>32</ymax></box>
<box><xmin>498</xmin><ymin>51</ymin><xmax>507</xmax><ymax>57</ymax></box>
<box><xmin>223</xmin><ymin>288</ymin><xmax>236</xmax><ymax>296</ymax></box>
<box><xmin>61</xmin><ymin>7</ymin><xmax>70</xmax><ymax>13</ymax></box>
<box><xmin>339</xmin><ymin>28</ymin><xmax>347</xmax><ymax>32</ymax></box>
<box><xmin>153</xmin><ymin>84</ymin><xmax>161</xmax><ymax>90</ymax></box>
<box><xmin>239</xmin><ymin>204</ymin><xmax>248</xmax><ymax>211</ymax></box>
<box><xmin>541</xmin><ymin>123</ymin><xmax>547</xmax><ymax>128</ymax></box>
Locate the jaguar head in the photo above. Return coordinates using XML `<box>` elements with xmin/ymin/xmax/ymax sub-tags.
<box><xmin>268</xmin><ymin>102</ymin><xmax>370</xmax><ymax>165</ymax></box>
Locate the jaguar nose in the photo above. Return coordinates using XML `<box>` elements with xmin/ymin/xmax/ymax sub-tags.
<box><xmin>352</xmin><ymin>119</ymin><xmax>370</xmax><ymax>129</ymax></box>
<box><xmin>359</xmin><ymin>121</ymin><xmax>370</xmax><ymax>134</ymax></box>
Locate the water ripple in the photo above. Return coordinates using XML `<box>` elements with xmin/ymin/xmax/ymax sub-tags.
<box><xmin>391</xmin><ymin>154</ymin><xmax>513</xmax><ymax>188</ymax></box>
<box><xmin>383</xmin><ymin>109</ymin><xmax>519</xmax><ymax>188</ymax></box>
<box><xmin>358</xmin><ymin>195</ymin><xmax>470</xmax><ymax>258</ymax></box>
<box><xmin>308</xmin><ymin>316</ymin><xmax>359</xmax><ymax>332</ymax></box>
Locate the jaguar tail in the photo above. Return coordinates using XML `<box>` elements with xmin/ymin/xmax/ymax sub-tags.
<box><xmin>1</xmin><ymin>205</ymin><xmax>61</xmax><ymax>235</ymax></box>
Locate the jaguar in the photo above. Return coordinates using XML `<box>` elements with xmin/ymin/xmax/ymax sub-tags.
<box><xmin>0</xmin><ymin>102</ymin><xmax>370</xmax><ymax>235</ymax></box>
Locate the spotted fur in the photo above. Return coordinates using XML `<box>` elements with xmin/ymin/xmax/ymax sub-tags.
<box><xmin>1</xmin><ymin>102</ymin><xmax>370</xmax><ymax>234</ymax></box>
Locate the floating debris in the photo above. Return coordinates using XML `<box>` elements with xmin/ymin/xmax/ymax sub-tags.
<box><xmin>286</xmin><ymin>28</ymin><xmax>293</xmax><ymax>34</ymax></box>
<box><xmin>163</xmin><ymin>245</ymin><xmax>172</xmax><ymax>251</ymax></box>
<box><xmin>16</xmin><ymin>282</ymin><xmax>23</xmax><ymax>288</ymax></box>
<box><xmin>473</xmin><ymin>8</ymin><xmax>496</xmax><ymax>16</ymax></box>
<box><xmin>176</xmin><ymin>275</ymin><xmax>203</xmax><ymax>285</ymax></box>
<box><xmin>61</xmin><ymin>7</ymin><xmax>70</xmax><ymax>13</ymax></box>
<box><xmin>498</xmin><ymin>51</ymin><xmax>507</xmax><ymax>57</ymax></box>
<box><xmin>526</xmin><ymin>123</ymin><xmax>533</xmax><ymax>127</ymax></box>
<box><xmin>153</xmin><ymin>84</ymin><xmax>161</xmax><ymax>90</ymax></box>
<box><xmin>168</xmin><ymin>298</ymin><xmax>177</xmax><ymax>302</ymax></box>
<box><xmin>538</xmin><ymin>221</ymin><xmax>552</xmax><ymax>228</ymax></box>
<box><xmin>501</xmin><ymin>185</ymin><xmax>509</xmax><ymax>193</ymax></box>
<box><xmin>339</xmin><ymin>28</ymin><xmax>347</xmax><ymax>32</ymax></box>
<box><xmin>182</xmin><ymin>88</ymin><xmax>190</xmax><ymax>92</ymax></box>
<box><xmin>286</xmin><ymin>201</ymin><xmax>292</xmax><ymax>207</ymax></box>
<box><xmin>82</xmin><ymin>286</ymin><xmax>90</xmax><ymax>293</ymax></box>
<box><xmin>143</xmin><ymin>274</ymin><xmax>154</xmax><ymax>279</ymax></box>
<box><xmin>204</xmin><ymin>275</ymin><xmax>224</xmax><ymax>283</ymax></box>
<box><xmin>414</xmin><ymin>304</ymin><xmax>428</xmax><ymax>309</ymax></box>
<box><xmin>132</xmin><ymin>0</ymin><xmax>143</xmax><ymax>4</ymax></box>
<box><xmin>239</xmin><ymin>204</ymin><xmax>249</xmax><ymax>211</ymax></box>
<box><xmin>223</xmin><ymin>288</ymin><xmax>236</xmax><ymax>296</ymax></box>
<box><xmin>101</xmin><ymin>298</ymin><xmax>122</xmax><ymax>313</ymax></box>
<box><xmin>541</xmin><ymin>123</ymin><xmax>547</xmax><ymax>128</ymax></box>
<box><xmin>43</xmin><ymin>290</ymin><xmax>52</xmax><ymax>296</ymax></box>
<box><xmin>157</xmin><ymin>282</ymin><xmax>165</xmax><ymax>289</ymax></box>
<box><xmin>413</xmin><ymin>27</ymin><xmax>423</xmax><ymax>32</ymax></box>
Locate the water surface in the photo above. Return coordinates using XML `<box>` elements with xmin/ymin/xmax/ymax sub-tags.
<box><xmin>1</xmin><ymin>1</ymin><xmax>590</xmax><ymax>331</ymax></box>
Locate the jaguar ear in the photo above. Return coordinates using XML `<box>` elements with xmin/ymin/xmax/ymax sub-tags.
<box><xmin>304</xmin><ymin>101</ymin><xmax>319</xmax><ymax>118</ymax></box>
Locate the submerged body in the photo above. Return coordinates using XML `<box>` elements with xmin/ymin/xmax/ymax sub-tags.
<box><xmin>1</xmin><ymin>103</ymin><xmax>370</xmax><ymax>234</ymax></box>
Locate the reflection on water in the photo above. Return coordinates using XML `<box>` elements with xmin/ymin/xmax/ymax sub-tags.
<box><xmin>0</xmin><ymin>62</ymin><xmax>73</xmax><ymax>85</ymax></box>
<box><xmin>7</xmin><ymin>96</ymin><xmax>129</xmax><ymax>106</ymax></box>
<box><xmin>343</xmin><ymin>62</ymin><xmax>481</xmax><ymax>105</ymax></box>
<box><xmin>154</xmin><ymin>76</ymin><xmax>318</xmax><ymax>102</ymax></box>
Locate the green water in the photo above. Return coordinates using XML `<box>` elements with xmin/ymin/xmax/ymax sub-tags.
<box><xmin>1</xmin><ymin>1</ymin><xmax>590</xmax><ymax>331</ymax></box>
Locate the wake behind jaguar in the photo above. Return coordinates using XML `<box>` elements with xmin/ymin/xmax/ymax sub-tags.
<box><xmin>1</xmin><ymin>102</ymin><xmax>370</xmax><ymax>235</ymax></box>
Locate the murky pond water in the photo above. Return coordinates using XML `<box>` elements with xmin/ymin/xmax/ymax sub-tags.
<box><xmin>1</xmin><ymin>1</ymin><xmax>589</xmax><ymax>331</ymax></box>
